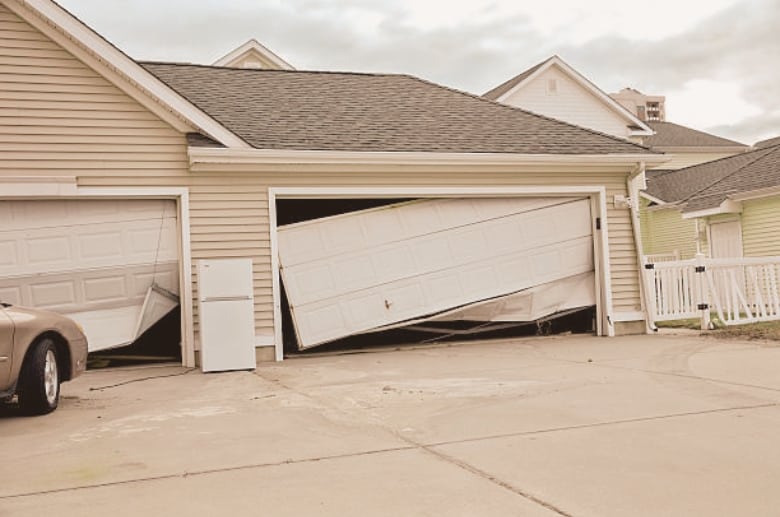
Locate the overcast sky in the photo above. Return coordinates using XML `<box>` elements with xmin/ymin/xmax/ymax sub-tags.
<box><xmin>59</xmin><ymin>0</ymin><xmax>778</xmax><ymax>145</ymax></box>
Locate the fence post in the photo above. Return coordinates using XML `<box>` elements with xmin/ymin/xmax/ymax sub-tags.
<box><xmin>695</xmin><ymin>253</ymin><xmax>711</xmax><ymax>330</ymax></box>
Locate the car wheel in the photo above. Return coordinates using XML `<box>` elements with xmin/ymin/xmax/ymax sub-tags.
<box><xmin>18</xmin><ymin>338</ymin><xmax>60</xmax><ymax>415</ymax></box>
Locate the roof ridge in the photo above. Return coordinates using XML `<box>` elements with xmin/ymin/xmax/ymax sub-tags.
<box><xmin>680</xmin><ymin>146</ymin><xmax>776</xmax><ymax>206</ymax></box>
<box><xmin>140</xmin><ymin>61</ymin><xmax>401</xmax><ymax>78</ymax></box>
<box><xmin>481</xmin><ymin>56</ymin><xmax>552</xmax><ymax>99</ymax></box>
<box><xmin>405</xmin><ymin>74</ymin><xmax>656</xmax><ymax>153</ymax></box>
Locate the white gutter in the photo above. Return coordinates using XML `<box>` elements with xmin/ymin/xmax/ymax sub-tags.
<box><xmin>189</xmin><ymin>147</ymin><xmax>669</xmax><ymax>167</ymax></box>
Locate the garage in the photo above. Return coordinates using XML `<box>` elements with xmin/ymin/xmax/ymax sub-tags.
<box><xmin>273</xmin><ymin>190</ymin><xmax>607</xmax><ymax>354</ymax></box>
<box><xmin>0</xmin><ymin>198</ymin><xmax>182</xmax><ymax>362</ymax></box>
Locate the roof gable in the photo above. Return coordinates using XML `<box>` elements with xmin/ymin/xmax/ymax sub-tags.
<box><xmin>2</xmin><ymin>0</ymin><xmax>249</xmax><ymax>148</ymax></box>
<box><xmin>483</xmin><ymin>56</ymin><xmax>652</xmax><ymax>137</ymax></box>
<box><xmin>143</xmin><ymin>63</ymin><xmax>658</xmax><ymax>156</ymax></box>
<box><xmin>213</xmin><ymin>39</ymin><xmax>294</xmax><ymax>70</ymax></box>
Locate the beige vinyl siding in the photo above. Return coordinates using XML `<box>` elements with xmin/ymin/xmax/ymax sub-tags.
<box><xmin>502</xmin><ymin>66</ymin><xmax>632</xmax><ymax>139</ymax></box>
<box><xmin>78</xmin><ymin>165</ymin><xmax>644</xmax><ymax>335</ymax></box>
<box><xmin>741</xmin><ymin>196</ymin><xmax>780</xmax><ymax>257</ymax></box>
<box><xmin>0</xmin><ymin>4</ymin><xmax>189</xmax><ymax>176</ymax></box>
<box><xmin>641</xmin><ymin>204</ymin><xmax>700</xmax><ymax>259</ymax></box>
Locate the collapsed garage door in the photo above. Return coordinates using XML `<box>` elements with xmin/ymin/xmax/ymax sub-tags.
<box><xmin>0</xmin><ymin>199</ymin><xmax>180</xmax><ymax>352</ymax></box>
<box><xmin>278</xmin><ymin>197</ymin><xmax>596</xmax><ymax>350</ymax></box>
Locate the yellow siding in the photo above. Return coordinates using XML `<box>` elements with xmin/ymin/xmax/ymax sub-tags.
<box><xmin>641</xmin><ymin>204</ymin><xmax>700</xmax><ymax>259</ymax></box>
<box><xmin>741</xmin><ymin>196</ymin><xmax>780</xmax><ymax>257</ymax></box>
<box><xmin>0</xmin><ymin>4</ymin><xmax>645</xmax><ymax>339</ymax></box>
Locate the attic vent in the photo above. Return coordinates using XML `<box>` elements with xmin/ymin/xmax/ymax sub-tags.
<box><xmin>546</xmin><ymin>79</ymin><xmax>558</xmax><ymax>95</ymax></box>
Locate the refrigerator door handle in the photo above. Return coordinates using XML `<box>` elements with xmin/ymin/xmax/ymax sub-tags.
<box><xmin>201</xmin><ymin>296</ymin><xmax>253</xmax><ymax>303</ymax></box>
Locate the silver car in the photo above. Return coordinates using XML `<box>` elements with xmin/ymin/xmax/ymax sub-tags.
<box><xmin>0</xmin><ymin>303</ymin><xmax>88</xmax><ymax>415</ymax></box>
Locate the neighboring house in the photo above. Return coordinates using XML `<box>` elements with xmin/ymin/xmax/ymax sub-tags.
<box><xmin>641</xmin><ymin>121</ymin><xmax>749</xmax><ymax>169</ymax></box>
<box><xmin>642</xmin><ymin>144</ymin><xmax>780</xmax><ymax>260</ymax></box>
<box><xmin>0</xmin><ymin>0</ymin><xmax>666</xmax><ymax>369</ymax></box>
<box><xmin>212</xmin><ymin>39</ymin><xmax>294</xmax><ymax>70</ymax></box>
<box><xmin>483</xmin><ymin>56</ymin><xmax>653</xmax><ymax>141</ymax></box>
<box><xmin>755</xmin><ymin>136</ymin><xmax>780</xmax><ymax>149</ymax></box>
<box><xmin>609</xmin><ymin>87</ymin><xmax>666</xmax><ymax>122</ymax></box>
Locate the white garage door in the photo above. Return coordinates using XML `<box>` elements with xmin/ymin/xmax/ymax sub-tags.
<box><xmin>278</xmin><ymin>197</ymin><xmax>595</xmax><ymax>349</ymax></box>
<box><xmin>0</xmin><ymin>199</ymin><xmax>179</xmax><ymax>351</ymax></box>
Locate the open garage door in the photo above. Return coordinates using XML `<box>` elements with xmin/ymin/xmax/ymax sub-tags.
<box><xmin>278</xmin><ymin>197</ymin><xmax>596</xmax><ymax>350</ymax></box>
<box><xmin>0</xmin><ymin>199</ymin><xmax>180</xmax><ymax>352</ymax></box>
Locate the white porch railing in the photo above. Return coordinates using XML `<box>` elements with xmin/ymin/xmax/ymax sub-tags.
<box><xmin>644</xmin><ymin>255</ymin><xmax>780</xmax><ymax>328</ymax></box>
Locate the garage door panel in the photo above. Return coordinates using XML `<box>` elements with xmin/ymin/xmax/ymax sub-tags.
<box><xmin>282</xmin><ymin>199</ymin><xmax>592</xmax><ymax>305</ymax></box>
<box><xmin>279</xmin><ymin>197</ymin><xmax>576</xmax><ymax>267</ymax></box>
<box><xmin>292</xmin><ymin>237</ymin><xmax>594</xmax><ymax>347</ymax></box>
<box><xmin>0</xmin><ymin>199</ymin><xmax>180</xmax><ymax>352</ymax></box>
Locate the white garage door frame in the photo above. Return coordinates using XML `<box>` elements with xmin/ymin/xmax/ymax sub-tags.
<box><xmin>0</xmin><ymin>177</ymin><xmax>195</xmax><ymax>367</ymax></box>
<box><xmin>269</xmin><ymin>186</ymin><xmax>615</xmax><ymax>361</ymax></box>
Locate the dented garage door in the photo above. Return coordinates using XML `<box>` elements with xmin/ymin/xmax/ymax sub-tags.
<box><xmin>0</xmin><ymin>199</ymin><xmax>179</xmax><ymax>351</ymax></box>
<box><xmin>278</xmin><ymin>197</ymin><xmax>595</xmax><ymax>349</ymax></box>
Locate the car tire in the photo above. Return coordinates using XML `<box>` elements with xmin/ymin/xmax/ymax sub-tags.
<box><xmin>18</xmin><ymin>338</ymin><xmax>60</xmax><ymax>415</ymax></box>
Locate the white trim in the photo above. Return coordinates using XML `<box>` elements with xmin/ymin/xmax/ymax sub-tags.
<box><xmin>494</xmin><ymin>56</ymin><xmax>653</xmax><ymax>136</ymax></box>
<box><xmin>189</xmin><ymin>147</ymin><xmax>668</xmax><ymax>167</ymax></box>
<box><xmin>268</xmin><ymin>186</ymin><xmax>616</xmax><ymax>359</ymax></box>
<box><xmin>682</xmin><ymin>199</ymin><xmax>742</xmax><ymax>219</ymax></box>
<box><xmin>213</xmin><ymin>39</ymin><xmax>294</xmax><ymax>70</ymax></box>
<box><xmin>0</xmin><ymin>185</ymin><xmax>196</xmax><ymax>368</ymax></box>
<box><xmin>7</xmin><ymin>0</ymin><xmax>249</xmax><ymax>149</ymax></box>
<box><xmin>639</xmin><ymin>191</ymin><xmax>669</xmax><ymax>206</ymax></box>
<box><xmin>730</xmin><ymin>185</ymin><xmax>780</xmax><ymax>202</ymax></box>
<box><xmin>0</xmin><ymin>176</ymin><xmax>78</xmax><ymax>196</ymax></box>
<box><xmin>612</xmin><ymin>311</ymin><xmax>646</xmax><ymax>322</ymax></box>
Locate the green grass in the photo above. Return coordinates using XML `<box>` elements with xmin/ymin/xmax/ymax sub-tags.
<box><xmin>657</xmin><ymin>317</ymin><xmax>780</xmax><ymax>341</ymax></box>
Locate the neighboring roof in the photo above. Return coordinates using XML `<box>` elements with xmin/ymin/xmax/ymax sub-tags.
<box><xmin>212</xmin><ymin>39</ymin><xmax>294</xmax><ymax>70</ymax></box>
<box><xmin>755</xmin><ymin>136</ymin><xmax>780</xmax><ymax>149</ymax></box>
<box><xmin>644</xmin><ymin>121</ymin><xmax>747</xmax><ymax>149</ymax></box>
<box><xmin>644</xmin><ymin>144</ymin><xmax>780</xmax><ymax>213</ymax></box>
<box><xmin>3</xmin><ymin>0</ymin><xmax>248</xmax><ymax>148</ymax></box>
<box><xmin>143</xmin><ymin>63</ymin><xmax>656</xmax><ymax>155</ymax></box>
<box><xmin>481</xmin><ymin>56</ymin><xmax>652</xmax><ymax>136</ymax></box>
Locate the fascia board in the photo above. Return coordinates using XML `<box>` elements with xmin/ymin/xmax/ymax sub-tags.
<box><xmin>188</xmin><ymin>147</ymin><xmax>669</xmax><ymax>167</ymax></box>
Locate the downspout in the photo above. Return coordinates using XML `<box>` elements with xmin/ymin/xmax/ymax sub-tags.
<box><xmin>627</xmin><ymin>162</ymin><xmax>658</xmax><ymax>333</ymax></box>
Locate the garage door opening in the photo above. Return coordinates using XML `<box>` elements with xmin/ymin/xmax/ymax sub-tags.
<box><xmin>275</xmin><ymin>196</ymin><xmax>599</xmax><ymax>355</ymax></box>
<box><xmin>0</xmin><ymin>199</ymin><xmax>183</xmax><ymax>368</ymax></box>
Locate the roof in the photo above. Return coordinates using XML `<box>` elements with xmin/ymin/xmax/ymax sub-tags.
<box><xmin>755</xmin><ymin>136</ymin><xmax>780</xmax><ymax>149</ymax></box>
<box><xmin>482</xmin><ymin>59</ymin><xmax>547</xmax><ymax>101</ymax></box>
<box><xmin>644</xmin><ymin>143</ymin><xmax>780</xmax><ymax>213</ymax></box>
<box><xmin>142</xmin><ymin>63</ymin><xmax>655</xmax><ymax>155</ymax></box>
<box><xmin>481</xmin><ymin>56</ymin><xmax>652</xmax><ymax>137</ymax></box>
<box><xmin>644</xmin><ymin>121</ymin><xmax>747</xmax><ymax>149</ymax></box>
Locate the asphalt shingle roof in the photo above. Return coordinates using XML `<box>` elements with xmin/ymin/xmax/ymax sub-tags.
<box><xmin>482</xmin><ymin>58</ymin><xmax>548</xmax><ymax>101</ymax></box>
<box><xmin>645</xmin><ymin>144</ymin><xmax>780</xmax><ymax>213</ymax></box>
<box><xmin>142</xmin><ymin>63</ymin><xmax>652</xmax><ymax>155</ymax></box>
<box><xmin>644</xmin><ymin>121</ymin><xmax>747</xmax><ymax>149</ymax></box>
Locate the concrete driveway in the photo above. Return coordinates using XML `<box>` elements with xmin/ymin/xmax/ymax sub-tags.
<box><xmin>2</xmin><ymin>333</ymin><xmax>780</xmax><ymax>516</ymax></box>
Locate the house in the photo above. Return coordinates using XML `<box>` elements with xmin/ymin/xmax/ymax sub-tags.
<box><xmin>609</xmin><ymin>87</ymin><xmax>666</xmax><ymax>122</ymax></box>
<box><xmin>483</xmin><ymin>56</ymin><xmax>653</xmax><ymax>141</ymax></box>
<box><xmin>212</xmin><ymin>39</ymin><xmax>294</xmax><ymax>70</ymax></box>
<box><xmin>0</xmin><ymin>0</ymin><xmax>666</xmax><ymax>368</ymax></box>
<box><xmin>642</xmin><ymin>144</ymin><xmax>780</xmax><ymax>260</ymax></box>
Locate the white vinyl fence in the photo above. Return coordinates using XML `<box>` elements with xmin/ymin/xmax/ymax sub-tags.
<box><xmin>644</xmin><ymin>255</ymin><xmax>780</xmax><ymax>328</ymax></box>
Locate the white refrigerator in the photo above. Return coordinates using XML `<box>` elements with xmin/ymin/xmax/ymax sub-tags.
<box><xmin>197</xmin><ymin>258</ymin><xmax>257</xmax><ymax>372</ymax></box>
